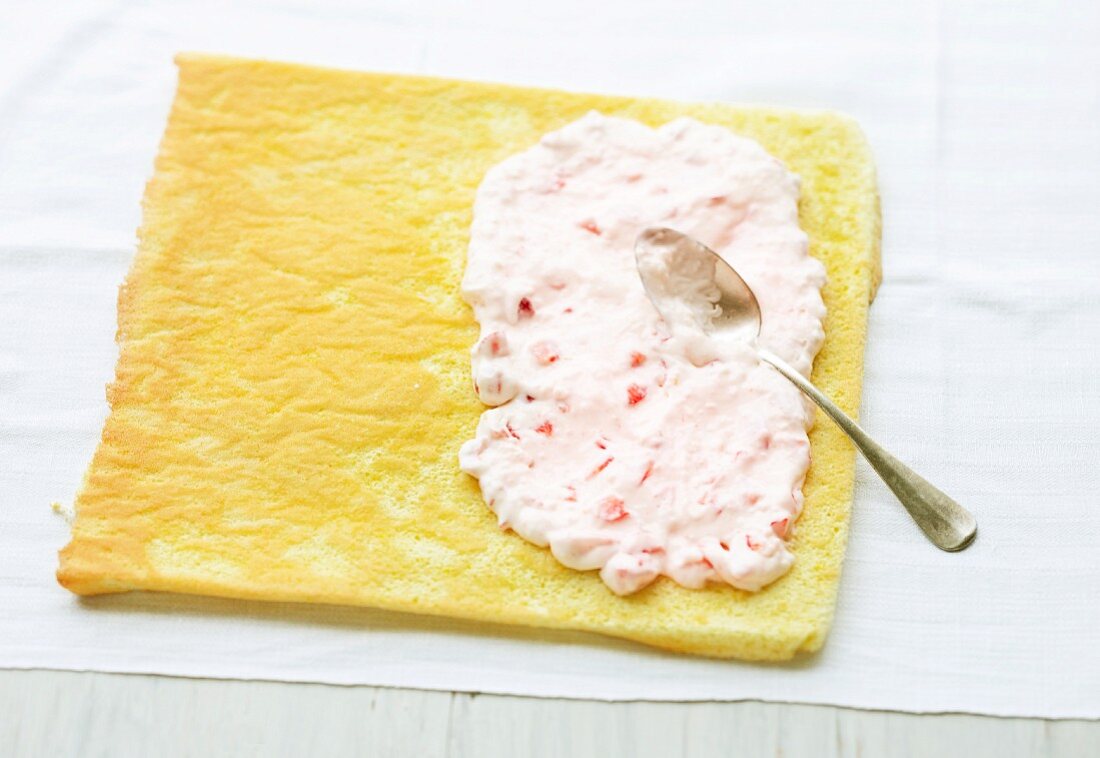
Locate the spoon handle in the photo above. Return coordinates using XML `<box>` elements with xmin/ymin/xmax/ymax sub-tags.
<box><xmin>758</xmin><ymin>349</ymin><xmax>977</xmax><ymax>552</ymax></box>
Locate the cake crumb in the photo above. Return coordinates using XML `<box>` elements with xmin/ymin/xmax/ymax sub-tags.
<box><xmin>51</xmin><ymin>501</ymin><xmax>75</xmax><ymax>525</ymax></box>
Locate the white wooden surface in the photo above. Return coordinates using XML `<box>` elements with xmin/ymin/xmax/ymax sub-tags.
<box><xmin>1</xmin><ymin>670</ymin><xmax>1095</xmax><ymax>757</ymax></box>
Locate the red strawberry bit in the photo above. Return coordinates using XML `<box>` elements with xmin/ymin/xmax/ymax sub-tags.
<box><xmin>701</xmin><ymin>557</ymin><xmax>714</xmax><ymax>569</ymax></box>
<box><xmin>639</xmin><ymin>461</ymin><xmax>654</xmax><ymax>484</ymax></box>
<box><xmin>719</xmin><ymin>541</ymin><xmax>730</xmax><ymax>551</ymax></box>
<box><xmin>771</xmin><ymin>518</ymin><xmax>790</xmax><ymax>538</ymax></box>
<box><xmin>535</xmin><ymin>421</ymin><xmax>554</xmax><ymax>436</ymax></box>
<box><xmin>525</xmin><ymin>394</ymin><xmax>535</xmax><ymax>402</ymax></box>
<box><xmin>518</xmin><ymin>297</ymin><xmax>535</xmax><ymax>318</ymax></box>
<box><xmin>579</xmin><ymin>219</ymin><xmax>601</xmax><ymax>235</ymax></box>
<box><xmin>563</xmin><ymin>307</ymin><xmax>574</xmax><ymax>314</ymax></box>
<box><xmin>505</xmin><ymin>422</ymin><xmax>520</xmax><ymax>440</ymax></box>
<box><xmin>595</xmin><ymin>438</ymin><xmax>607</xmax><ymax>450</ymax></box>
<box><xmin>627</xmin><ymin>383</ymin><xmax>647</xmax><ymax>406</ymax></box>
<box><xmin>483</xmin><ymin>332</ymin><xmax>506</xmax><ymax>356</ymax></box>
<box><xmin>760</xmin><ymin>433</ymin><xmax>772</xmax><ymax>450</ymax></box>
<box><xmin>564</xmin><ymin>485</ymin><xmax>577</xmax><ymax>502</ymax></box>
<box><xmin>746</xmin><ymin>535</ymin><xmax>761</xmax><ymax>551</ymax></box>
<box><xmin>588</xmin><ymin>456</ymin><xmax>614</xmax><ymax>478</ymax></box>
<box><xmin>630</xmin><ymin>351</ymin><xmax>646</xmax><ymax>368</ymax></box>
<box><xmin>598</xmin><ymin>497</ymin><xmax>628</xmax><ymax>522</ymax></box>
<box><xmin>531</xmin><ymin>341</ymin><xmax>560</xmax><ymax>364</ymax></box>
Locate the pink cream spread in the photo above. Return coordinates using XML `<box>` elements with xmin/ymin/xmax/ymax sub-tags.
<box><xmin>458</xmin><ymin>112</ymin><xmax>826</xmax><ymax>595</ymax></box>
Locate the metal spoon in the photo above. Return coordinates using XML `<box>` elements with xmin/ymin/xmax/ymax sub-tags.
<box><xmin>634</xmin><ymin>227</ymin><xmax>977</xmax><ymax>551</ymax></box>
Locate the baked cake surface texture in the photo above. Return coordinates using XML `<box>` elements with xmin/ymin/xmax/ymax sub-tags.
<box><xmin>58</xmin><ymin>53</ymin><xmax>881</xmax><ymax>661</ymax></box>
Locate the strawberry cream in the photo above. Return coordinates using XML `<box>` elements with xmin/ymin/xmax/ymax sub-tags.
<box><xmin>458</xmin><ymin>112</ymin><xmax>826</xmax><ymax>595</ymax></box>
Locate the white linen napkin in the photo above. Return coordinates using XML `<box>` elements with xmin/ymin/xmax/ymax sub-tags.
<box><xmin>1</xmin><ymin>0</ymin><xmax>1096</xmax><ymax>718</ymax></box>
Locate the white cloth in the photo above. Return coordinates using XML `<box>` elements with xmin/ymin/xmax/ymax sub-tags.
<box><xmin>1</xmin><ymin>0</ymin><xmax>1097</xmax><ymax>719</ymax></box>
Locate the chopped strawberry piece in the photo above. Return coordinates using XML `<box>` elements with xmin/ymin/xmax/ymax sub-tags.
<box><xmin>525</xmin><ymin>394</ymin><xmax>535</xmax><ymax>402</ymax></box>
<box><xmin>563</xmin><ymin>307</ymin><xmax>573</xmax><ymax>314</ymax></box>
<box><xmin>627</xmin><ymin>383</ymin><xmax>647</xmax><ymax>405</ymax></box>
<box><xmin>589</xmin><ymin>456</ymin><xmax>614</xmax><ymax>478</ymax></box>
<box><xmin>531</xmin><ymin>341</ymin><xmax>560</xmax><ymax>364</ymax></box>
<box><xmin>630</xmin><ymin>351</ymin><xmax>646</xmax><ymax>368</ymax></box>
<box><xmin>598</xmin><ymin>496</ymin><xmax>628</xmax><ymax>522</ymax></box>
<box><xmin>580</xmin><ymin>219</ymin><xmax>601</xmax><ymax>235</ymax></box>
<box><xmin>505</xmin><ymin>422</ymin><xmax>520</xmax><ymax>440</ymax></box>
<box><xmin>564</xmin><ymin>485</ymin><xmax>577</xmax><ymax>502</ymax></box>
<box><xmin>482</xmin><ymin>332</ymin><xmax>506</xmax><ymax>356</ymax></box>
<box><xmin>595</xmin><ymin>437</ymin><xmax>608</xmax><ymax>450</ymax></box>
<box><xmin>535</xmin><ymin>421</ymin><xmax>554</xmax><ymax>436</ymax></box>
<box><xmin>518</xmin><ymin>297</ymin><xmax>535</xmax><ymax>318</ymax></box>
<box><xmin>746</xmin><ymin>535</ymin><xmax>761</xmax><ymax>551</ymax></box>
<box><xmin>701</xmin><ymin>557</ymin><xmax>714</xmax><ymax>569</ymax></box>
<box><xmin>761</xmin><ymin>433</ymin><xmax>772</xmax><ymax>450</ymax></box>
<box><xmin>771</xmin><ymin>518</ymin><xmax>790</xmax><ymax>538</ymax></box>
<box><xmin>719</xmin><ymin>541</ymin><xmax>730</xmax><ymax>551</ymax></box>
<box><xmin>639</xmin><ymin>461</ymin><xmax>654</xmax><ymax>484</ymax></box>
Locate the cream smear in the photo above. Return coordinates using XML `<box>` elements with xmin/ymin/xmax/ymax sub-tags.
<box><xmin>459</xmin><ymin>112</ymin><xmax>826</xmax><ymax>595</ymax></box>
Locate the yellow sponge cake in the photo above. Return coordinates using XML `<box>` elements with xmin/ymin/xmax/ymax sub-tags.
<box><xmin>57</xmin><ymin>53</ymin><xmax>880</xmax><ymax>660</ymax></box>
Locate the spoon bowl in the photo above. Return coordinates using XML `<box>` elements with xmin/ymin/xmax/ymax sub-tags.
<box><xmin>634</xmin><ymin>227</ymin><xmax>763</xmax><ymax>340</ymax></box>
<box><xmin>634</xmin><ymin>227</ymin><xmax>977</xmax><ymax>552</ymax></box>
